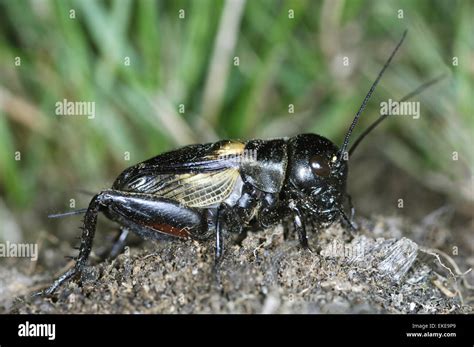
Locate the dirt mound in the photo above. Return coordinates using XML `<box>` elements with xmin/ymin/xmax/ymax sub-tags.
<box><xmin>4</xmin><ymin>218</ymin><xmax>473</xmax><ymax>314</ymax></box>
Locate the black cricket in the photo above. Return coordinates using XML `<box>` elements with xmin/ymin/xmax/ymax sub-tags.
<box><xmin>42</xmin><ymin>31</ymin><xmax>436</xmax><ymax>295</ymax></box>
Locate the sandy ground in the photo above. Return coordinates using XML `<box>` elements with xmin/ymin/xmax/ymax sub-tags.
<box><xmin>1</xmin><ymin>216</ymin><xmax>473</xmax><ymax>314</ymax></box>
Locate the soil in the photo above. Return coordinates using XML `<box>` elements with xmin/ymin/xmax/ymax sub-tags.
<box><xmin>2</xmin><ymin>216</ymin><xmax>472</xmax><ymax>314</ymax></box>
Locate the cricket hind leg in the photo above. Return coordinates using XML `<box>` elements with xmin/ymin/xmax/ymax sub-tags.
<box><xmin>105</xmin><ymin>225</ymin><xmax>168</xmax><ymax>260</ymax></box>
<box><xmin>38</xmin><ymin>192</ymin><xmax>102</xmax><ymax>296</ymax></box>
<box><xmin>39</xmin><ymin>190</ymin><xmax>209</xmax><ymax>296</ymax></box>
<box><xmin>104</xmin><ymin>217</ymin><xmax>177</xmax><ymax>260</ymax></box>
<box><xmin>99</xmin><ymin>190</ymin><xmax>212</xmax><ymax>260</ymax></box>
<box><xmin>101</xmin><ymin>191</ymin><xmax>210</xmax><ymax>264</ymax></box>
<box><xmin>102</xmin><ymin>191</ymin><xmax>210</xmax><ymax>240</ymax></box>
<box><xmin>107</xmin><ymin>227</ymin><xmax>130</xmax><ymax>260</ymax></box>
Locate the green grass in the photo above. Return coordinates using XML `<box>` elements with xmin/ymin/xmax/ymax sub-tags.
<box><xmin>0</xmin><ymin>0</ymin><xmax>472</xmax><ymax>230</ymax></box>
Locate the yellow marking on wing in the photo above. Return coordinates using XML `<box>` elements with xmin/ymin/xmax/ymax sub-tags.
<box><xmin>204</xmin><ymin>140</ymin><xmax>245</xmax><ymax>160</ymax></box>
<box><xmin>215</xmin><ymin>141</ymin><xmax>245</xmax><ymax>156</ymax></box>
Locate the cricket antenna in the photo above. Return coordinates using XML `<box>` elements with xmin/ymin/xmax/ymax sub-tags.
<box><xmin>48</xmin><ymin>208</ymin><xmax>88</xmax><ymax>218</ymax></box>
<box><xmin>338</xmin><ymin>30</ymin><xmax>407</xmax><ymax>163</ymax></box>
<box><xmin>348</xmin><ymin>73</ymin><xmax>446</xmax><ymax>156</ymax></box>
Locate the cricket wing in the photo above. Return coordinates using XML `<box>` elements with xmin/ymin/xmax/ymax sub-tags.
<box><xmin>113</xmin><ymin>140</ymin><xmax>245</xmax><ymax>208</ymax></box>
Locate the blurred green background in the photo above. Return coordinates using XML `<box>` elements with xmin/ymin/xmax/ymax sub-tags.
<box><xmin>0</xmin><ymin>0</ymin><xmax>472</xmax><ymax>245</ymax></box>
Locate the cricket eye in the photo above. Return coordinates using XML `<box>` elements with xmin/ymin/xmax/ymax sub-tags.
<box><xmin>309</xmin><ymin>155</ymin><xmax>330</xmax><ymax>177</ymax></box>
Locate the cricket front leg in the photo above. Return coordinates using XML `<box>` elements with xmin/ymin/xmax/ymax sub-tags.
<box><xmin>291</xmin><ymin>208</ymin><xmax>311</xmax><ymax>250</ymax></box>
